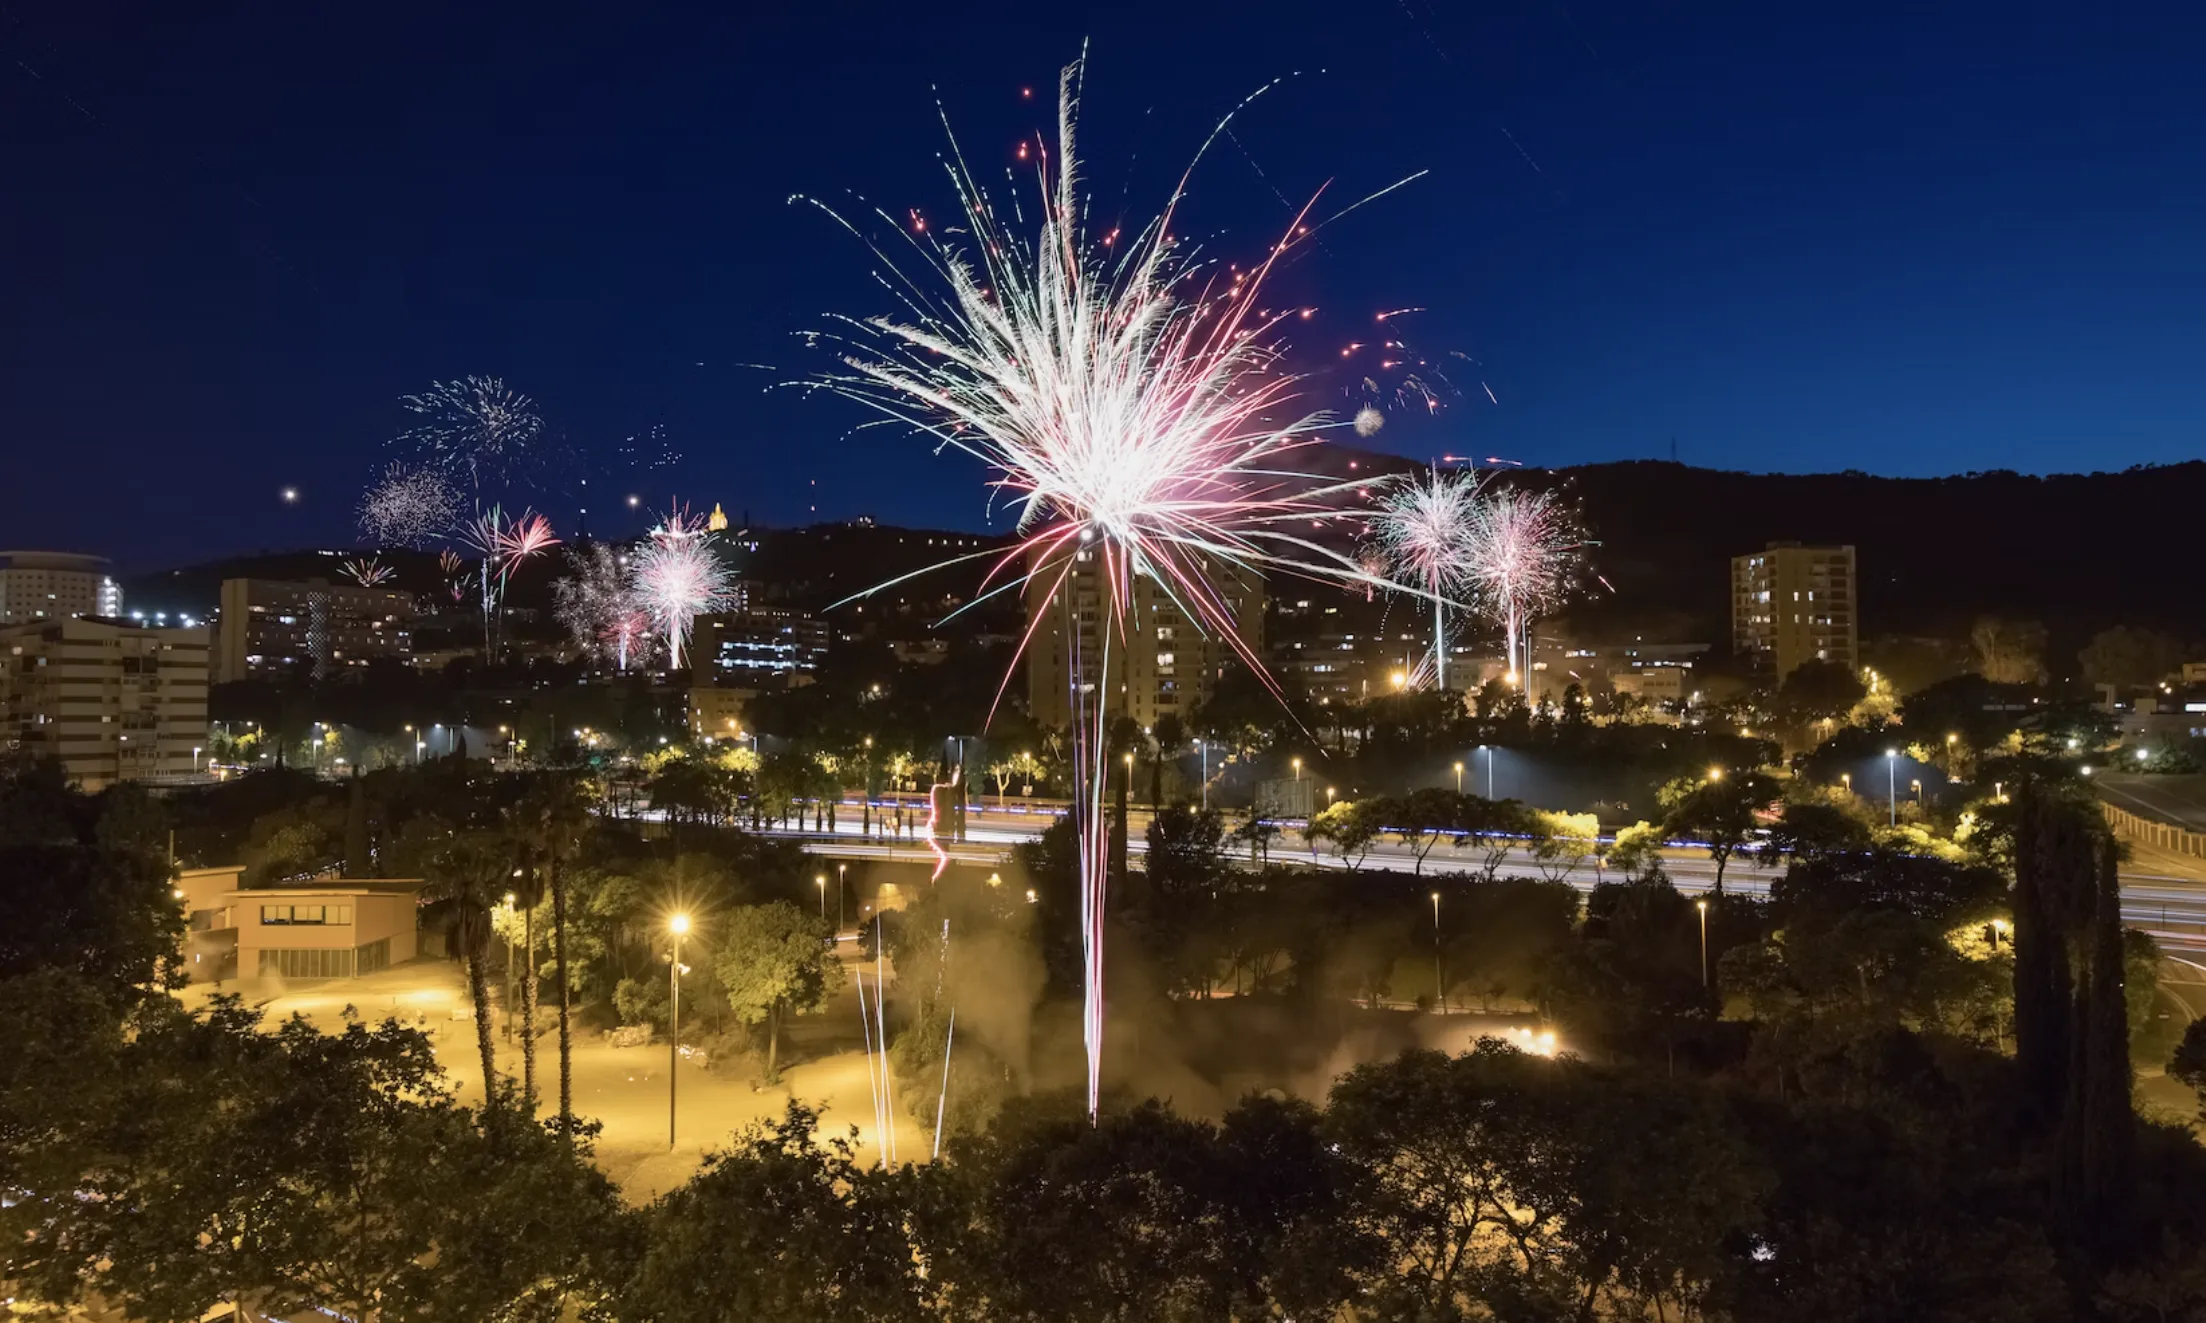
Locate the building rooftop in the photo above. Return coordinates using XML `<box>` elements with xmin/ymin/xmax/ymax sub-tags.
<box><xmin>225</xmin><ymin>879</ymin><xmax>426</xmax><ymax>898</ymax></box>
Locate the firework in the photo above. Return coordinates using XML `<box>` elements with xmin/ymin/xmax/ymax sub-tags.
<box><xmin>553</xmin><ymin>543</ymin><xmax>645</xmax><ymax>668</ymax></box>
<box><xmin>631</xmin><ymin>517</ymin><xmax>733</xmax><ymax>671</ymax></box>
<box><xmin>437</xmin><ymin>548</ymin><xmax>470</xmax><ymax>604</ymax></box>
<box><xmin>1460</xmin><ymin>485</ymin><xmax>1588</xmax><ymax>680</ymax></box>
<box><xmin>1366</xmin><ymin>466</ymin><xmax>1489</xmax><ymax>690</ymax></box>
<box><xmin>457</xmin><ymin>505</ymin><xmax>560</xmax><ymax>658</ymax></box>
<box><xmin>338</xmin><ymin>555</ymin><xmax>396</xmax><ymax>588</ymax></box>
<box><xmin>807</xmin><ymin>59</ymin><xmax>1411</xmax><ymax>1116</ymax></box>
<box><xmin>396</xmin><ymin>376</ymin><xmax>542</xmax><ymax>493</ymax></box>
<box><xmin>358</xmin><ymin>461</ymin><xmax>460</xmax><ymax>548</ymax></box>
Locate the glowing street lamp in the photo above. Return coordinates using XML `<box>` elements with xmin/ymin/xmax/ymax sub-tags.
<box><xmin>815</xmin><ymin>873</ymin><xmax>827</xmax><ymax>919</ymax></box>
<box><xmin>668</xmin><ymin>913</ymin><xmax>690</xmax><ymax>1149</ymax></box>
<box><xmin>1453</xmin><ymin>761</ymin><xmax>1464</xmax><ymax>794</ymax></box>
<box><xmin>1885</xmin><ymin>748</ymin><xmax>1900</xmax><ymax>828</ymax></box>
<box><xmin>1430</xmin><ymin>890</ymin><xmax>1444</xmax><ymax>1014</ymax></box>
<box><xmin>1696</xmin><ymin>898</ymin><xmax>1709</xmax><ymax>987</ymax></box>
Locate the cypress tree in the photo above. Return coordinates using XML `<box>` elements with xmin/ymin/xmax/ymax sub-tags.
<box><xmin>2012</xmin><ymin>785</ymin><xmax>2074</xmax><ymax>1117</ymax></box>
<box><xmin>342</xmin><ymin>770</ymin><xmax>369</xmax><ymax>879</ymax></box>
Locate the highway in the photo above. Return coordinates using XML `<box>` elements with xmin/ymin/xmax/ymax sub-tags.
<box><xmin>740</xmin><ymin>800</ymin><xmax>2206</xmax><ymax>954</ymax></box>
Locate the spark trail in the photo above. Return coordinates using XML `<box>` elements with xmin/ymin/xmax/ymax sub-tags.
<box><xmin>805</xmin><ymin>57</ymin><xmax>1417</xmax><ymax>1117</ymax></box>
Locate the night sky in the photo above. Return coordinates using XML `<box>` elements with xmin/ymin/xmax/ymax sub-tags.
<box><xmin>7</xmin><ymin>2</ymin><xmax>2205</xmax><ymax>569</ymax></box>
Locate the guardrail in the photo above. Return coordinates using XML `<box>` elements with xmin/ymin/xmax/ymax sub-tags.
<box><xmin>2103</xmin><ymin>803</ymin><xmax>2206</xmax><ymax>860</ymax></box>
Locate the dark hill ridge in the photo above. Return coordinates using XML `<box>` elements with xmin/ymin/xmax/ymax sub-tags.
<box><xmin>1538</xmin><ymin>459</ymin><xmax>2206</xmax><ymax>648</ymax></box>
<box><xmin>122</xmin><ymin>460</ymin><xmax>2205</xmax><ymax>653</ymax></box>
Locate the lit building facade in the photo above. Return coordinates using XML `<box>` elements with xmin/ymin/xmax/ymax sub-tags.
<box><xmin>692</xmin><ymin>605</ymin><xmax>829</xmax><ymax>684</ymax></box>
<box><xmin>1024</xmin><ymin>549</ymin><xmax>1264</xmax><ymax>730</ymax></box>
<box><xmin>1730</xmin><ymin>542</ymin><xmax>1858</xmax><ymax>678</ymax></box>
<box><xmin>212</xmin><ymin>578</ymin><xmax>418</xmax><ymax>684</ymax></box>
<box><xmin>0</xmin><ymin>617</ymin><xmax>210</xmax><ymax>790</ymax></box>
<box><xmin>0</xmin><ymin>551</ymin><xmax>121</xmax><ymax>624</ymax></box>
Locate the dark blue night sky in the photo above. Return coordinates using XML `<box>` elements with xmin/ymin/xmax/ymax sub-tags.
<box><xmin>7</xmin><ymin>1</ymin><xmax>2206</xmax><ymax>568</ymax></box>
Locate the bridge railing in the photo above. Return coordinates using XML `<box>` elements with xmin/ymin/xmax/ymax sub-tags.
<box><xmin>2103</xmin><ymin>802</ymin><xmax>2206</xmax><ymax>860</ymax></box>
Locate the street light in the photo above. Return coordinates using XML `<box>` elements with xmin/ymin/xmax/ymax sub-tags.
<box><xmin>1291</xmin><ymin>757</ymin><xmax>1302</xmax><ymax>781</ymax></box>
<box><xmin>1885</xmin><ymin>748</ymin><xmax>1899</xmax><ymax>828</ymax></box>
<box><xmin>1696</xmin><ymin>899</ymin><xmax>1709</xmax><ymax>988</ymax></box>
<box><xmin>192</xmin><ymin>746</ymin><xmax>202</xmax><ymax>772</ymax></box>
<box><xmin>1430</xmin><ymin>890</ymin><xmax>1444</xmax><ymax>1014</ymax></box>
<box><xmin>1911</xmin><ymin>778</ymin><xmax>1923</xmax><ymax>807</ymax></box>
<box><xmin>1325</xmin><ymin>785</ymin><xmax>1336</xmax><ymax>808</ymax></box>
<box><xmin>1707</xmin><ymin>765</ymin><xmax>1723</xmax><ymax>782</ymax></box>
<box><xmin>1840</xmin><ymin>772</ymin><xmax>1851</xmax><ymax>793</ymax></box>
<box><xmin>1453</xmin><ymin>761</ymin><xmax>1464</xmax><ymax>794</ymax></box>
<box><xmin>667</xmin><ymin>913</ymin><xmax>690</xmax><ymax>1150</ymax></box>
<box><xmin>838</xmin><ymin>863</ymin><xmax>848</xmax><ymax>932</ymax></box>
<box><xmin>1479</xmin><ymin>744</ymin><xmax>1495</xmax><ymax>799</ymax></box>
<box><xmin>815</xmin><ymin>873</ymin><xmax>827</xmax><ymax>919</ymax></box>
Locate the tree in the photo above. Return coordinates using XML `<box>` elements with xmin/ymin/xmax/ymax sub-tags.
<box><xmin>716</xmin><ymin>901</ymin><xmax>842</xmax><ymax>1079</ymax></box>
<box><xmin>1393</xmin><ymin>787</ymin><xmax>1460</xmax><ymax>875</ymax></box>
<box><xmin>0</xmin><ymin>768</ymin><xmax>184</xmax><ymax>1000</ymax></box>
<box><xmin>1759</xmin><ymin>801</ymin><xmax>1874</xmax><ymax>866</ymax></box>
<box><xmin>514</xmin><ymin>771</ymin><xmax>596</xmax><ymax>1137</ymax></box>
<box><xmin>1971</xmin><ymin>617</ymin><xmax>2047</xmax><ymax>686</ymax></box>
<box><xmin>1772</xmin><ymin>659</ymin><xmax>1867</xmax><ymax>730</ymax></box>
<box><xmin>1604</xmin><ymin>820</ymin><xmax>1669</xmax><ymax>884</ymax></box>
<box><xmin>1308</xmin><ymin>799</ymin><xmax>1383</xmax><ymax>872</ymax></box>
<box><xmin>1144</xmin><ymin>803</ymin><xmax>1228</xmax><ymax>896</ymax></box>
<box><xmin>616</xmin><ymin>1102</ymin><xmax>934</xmax><ymax>1321</ymax></box>
<box><xmin>1662</xmin><ymin>770</ymin><xmax>1778</xmax><ymax>894</ymax></box>
<box><xmin>1529</xmin><ymin>810</ymin><xmax>1600</xmax><ymax>883</ymax></box>
<box><xmin>2079</xmin><ymin>625</ymin><xmax>2184</xmax><ymax>692</ymax></box>
<box><xmin>428</xmin><ymin>829</ymin><xmax>512</xmax><ymax>1100</ymax></box>
<box><xmin>2170</xmin><ymin>1018</ymin><xmax>2206</xmax><ymax>1120</ymax></box>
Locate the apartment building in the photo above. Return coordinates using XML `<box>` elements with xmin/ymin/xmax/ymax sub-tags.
<box><xmin>1730</xmin><ymin>542</ymin><xmax>1858</xmax><ymax>678</ymax></box>
<box><xmin>1024</xmin><ymin>549</ymin><xmax>1264</xmax><ymax>729</ymax></box>
<box><xmin>212</xmin><ymin>577</ymin><xmax>418</xmax><ymax>684</ymax></box>
<box><xmin>0</xmin><ymin>617</ymin><xmax>210</xmax><ymax>789</ymax></box>
<box><xmin>0</xmin><ymin>550</ymin><xmax>122</xmax><ymax>624</ymax></box>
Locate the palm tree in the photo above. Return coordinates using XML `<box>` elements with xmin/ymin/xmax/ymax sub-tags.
<box><xmin>516</xmin><ymin>771</ymin><xmax>595</xmax><ymax>1137</ymax></box>
<box><xmin>429</xmin><ymin>831</ymin><xmax>511</xmax><ymax>1102</ymax></box>
<box><xmin>505</xmin><ymin>839</ymin><xmax>545</xmax><ymax>1111</ymax></box>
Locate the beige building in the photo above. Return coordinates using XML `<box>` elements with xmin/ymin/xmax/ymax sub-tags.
<box><xmin>0</xmin><ymin>617</ymin><xmax>209</xmax><ymax>790</ymax></box>
<box><xmin>0</xmin><ymin>551</ymin><xmax>122</xmax><ymax>624</ymax></box>
<box><xmin>1024</xmin><ymin>548</ymin><xmax>1264</xmax><ymax>730</ymax></box>
<box><xmin>1731</xmin><ymin>542</ymin><xmax>1858</xmax><ymax>678</ymax></box>
<box><xmin>228</xmin><ymin>879</ymin><xmax>424</xmax><ymax>981</ymax></box>
<box><xmin>213</xmin><ymin>577</ymin><xmax>417</xmax><ymax>684</ymax></box>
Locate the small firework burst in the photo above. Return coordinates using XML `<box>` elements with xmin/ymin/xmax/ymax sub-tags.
<box><xmin>554</xmin><ymin>543</ymin><xmax>645</xmax><ymax>668</ymax></box>
<box><xmin>1367</xmin><ymin>467</ymin><xmax>1488</xmax><ymax>689</ymax></box>
<box><xmin>395</xmin><ymin>376</ymin><xmax>543</xmax><ymax>494</ymax></box>
<box><xmin>1353</xmin><ymin>405</ymin><xmax>1385</xmax><ymax>437</ymax></box>
<box><xmin>339</xmin><ymin>556</ymin><xmax>396</xmax><ymax>588</ymax></box>
<box><xmin>1461</xmin><ymin>485</ymin><xmax>1589</xmax><ymax>678</ymax></box>
<box><xmin>457</xmin><ymin>505</ymin><xmax>559</xmax><ymax>657</ymax></box>
<box><xmin>358</xmin><ymin>461</ymin><xmax>460</xmax><ymax>547</ymax></box>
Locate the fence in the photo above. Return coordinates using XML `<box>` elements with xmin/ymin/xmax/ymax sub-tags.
<box><xmin>2102</xmin><ymin>802</ymin><xmax>2206</xmax><ymax>861</ymax></box>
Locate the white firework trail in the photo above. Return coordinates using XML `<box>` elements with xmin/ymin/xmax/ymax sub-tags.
<box><xmin>457</xmin><ymin>505</ymin><xmax>559</xmax><ymax>659</ymax></box>
<box><xmin>803</xmin><ymin>57</ymin><xmax>1424</xmax><ymax>1117</ymax></box>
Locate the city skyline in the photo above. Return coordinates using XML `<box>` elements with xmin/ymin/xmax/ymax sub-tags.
<box><xmin>9</xmin><ymin>2</ymin><xmax>2206</xmax><ymax>566</ymax></box>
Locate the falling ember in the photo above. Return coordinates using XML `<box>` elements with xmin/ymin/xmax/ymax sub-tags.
<box><xmin>801</xmin><ymin>57</ymin><xmax>1414</xmax><ymax>1118</ymax></box>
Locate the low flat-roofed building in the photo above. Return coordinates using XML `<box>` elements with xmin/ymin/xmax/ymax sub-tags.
<box><xmin>228</xmin><ymin>879</ymin><xmax>424</xmax><ymax>981</ymax></box>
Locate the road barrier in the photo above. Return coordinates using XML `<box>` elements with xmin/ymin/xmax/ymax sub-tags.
<box><xmin>2103</xmin><ymin>802</ymin><xmax>2206</xmax><ymax>860</ymax></box>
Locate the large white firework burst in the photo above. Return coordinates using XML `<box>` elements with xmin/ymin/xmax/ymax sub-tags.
<box><xmin>397</xmin><ymin>376</ymin><xmax>542</xmax><ymax>494</ymax></box>
<box><xmin>1460</xmin><ymin>484</ymin><xmax>1588</xmax><ymax>680</ymax></box>
<box><xmin>1366</xmin><ymin>466</ymin><xmax>1489</xmax><ymax>690</ymax></box>
<box><xmin>631</xmin><ymin>516</ymin><xmax>733</xmax><ymax>671</ymax></box>
<box><xmin>358</xmin><ymin>461</ymin><xmax>460</xmax><ymax>547</ymax></box>
<box><xmin>806</xmin><ymin>58</ymin><xmax>1418</xmax><ymax>1117</ymax></box>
